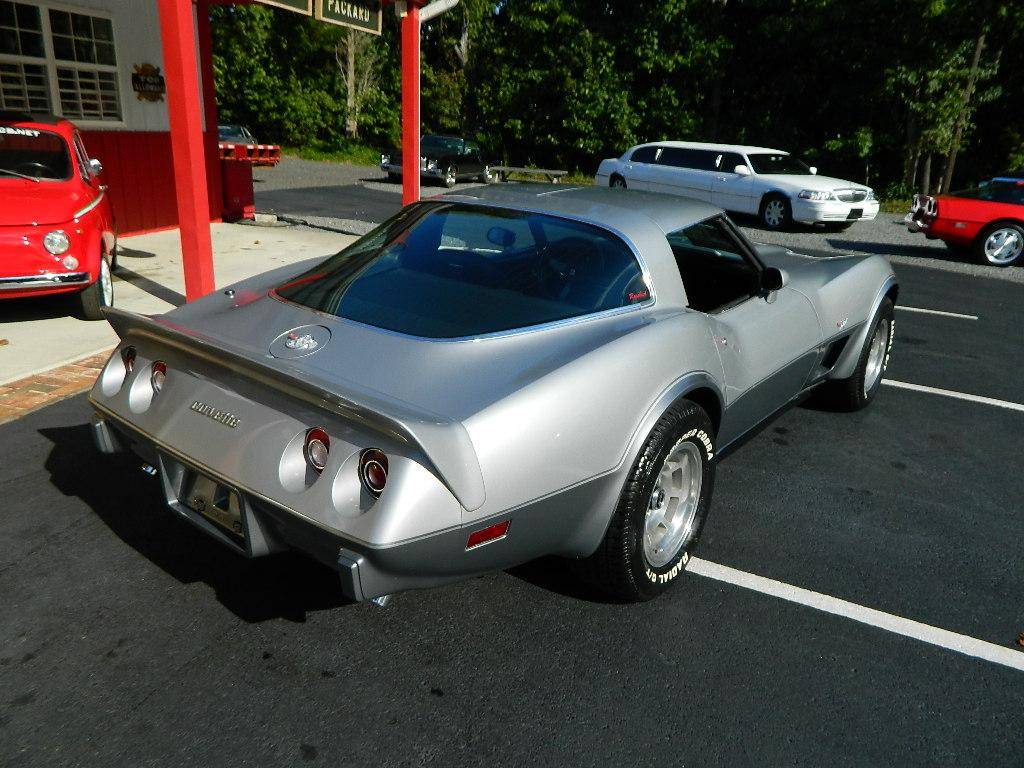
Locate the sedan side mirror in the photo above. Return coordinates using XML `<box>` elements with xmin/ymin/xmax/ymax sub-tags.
<box><xmin>762</xmin><ymin>267</ymin><xmax>788</xmax><ymax>293</ymax></box>
<box><xmin>734</xmin><ymin>164</ymin><xmax>751</xmax><ymax>176</ymax></box>
<box><xmin>809</xmin><ymin>166</ymin><xmax>818</xmax><ymax>175</ymax></box>
<box><xmin>89</xmin><ymin>158</ymin><xmax>103</xmax><ymax>176</ymax></box>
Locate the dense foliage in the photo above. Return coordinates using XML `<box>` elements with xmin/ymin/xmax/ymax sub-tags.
<box><xmin>211</xmin><ymin>0</ymin><xmax>1024</xmax><ymax>195</ymax></box>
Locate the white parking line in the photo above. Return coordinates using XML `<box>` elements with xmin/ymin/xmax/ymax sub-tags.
<box><xmin>689</xmin><ymin>558</ymin><xmax>1024</xmax><ymax>672</ymax></box>
<box><xmin>896</xmin><ymin>306</ymin><xmax>979</xmax><ymax>320</ymax></box>
<box><xmin>882</xmin><ymin>379</ymin><xmax>1024</xmax><ymax>413</ymax></box>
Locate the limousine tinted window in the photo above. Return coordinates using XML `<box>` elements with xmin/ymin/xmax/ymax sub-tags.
<box><xmin>659</xmin><ymin>148</ymin><xmax>718</xmax><ymax>171</ymax></box>
<box><xmin>718</xmin><ymin>152</ymin><xmax>746</xmax><ymax>173</ymax></box>
<box><xmin>747</xmin><ymin>153</ymin><xmax>813</xmax><ymax>175</ymax></box>
<box><xmin>630</xmin><ymin>146</ymin><xmax>659</xmax><ymax>163</ymax></box>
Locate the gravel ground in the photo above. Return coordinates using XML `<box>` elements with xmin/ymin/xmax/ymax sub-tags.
<box><xmin>255</xmin><ymin>157</ymin><xmax>1024</xmax><ymax>284</ymax></box>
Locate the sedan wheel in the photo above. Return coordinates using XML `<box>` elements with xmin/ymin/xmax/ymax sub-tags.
<box><xmin>610</xmin><ymin>176</ymin><xmax>627</xmax><ymax>189</ymax></box>
<box><xmin>824</xmin><ymin>297</ymin><xmax>894</xmax><ymax>411</ymax></box>
<box><xmin>977</xmin><ymin>223</ymin><xmax>1024</xmax><ymax>267</ymax></box>
<box><xmin>444</xmin><ymin>166</ymin><xmax>457</xmax><ymax>188</ymax></box>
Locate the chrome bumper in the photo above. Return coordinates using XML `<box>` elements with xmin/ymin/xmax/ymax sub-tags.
<box><xmin>0</xmin><ymin>271</ymin><xmax>90</xmax><ymax>291</ymax></box>
<box><xmin>381</xmin><ymin>163</ymin><xmax>444</xmax><ymax>178</ymax></box>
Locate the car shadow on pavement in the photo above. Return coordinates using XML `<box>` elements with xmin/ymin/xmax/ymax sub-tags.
<box><xmin>0</xmin><ymin>293</ymin><xmax>79</xmax><ymax>323</ymax></box>
<box><xmin>825</xmin><ymin>238</ymin><xmax>968</xmax><ymax>263</ymax></box>
<box><xmin>39</xmin><ymin>422</ymin><xmax>354</xmax><ymax>623</ymax></box>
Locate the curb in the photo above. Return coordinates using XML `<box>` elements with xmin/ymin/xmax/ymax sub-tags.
<box><xmin>0</xmin><ymin>350</ymin><xmax>111</xmax><ymax>425</ymax></box>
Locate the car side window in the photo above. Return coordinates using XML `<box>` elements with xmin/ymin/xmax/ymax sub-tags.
<box><xmin>465</xmin><ymin>141</ymin><xmax>481</xmax><ymax>160</ymax></box>
<box><xmin>72</xmin><ymin>131</ymin><xmax>91</xmax><ymax>181</ymax></box>
<box><xmin>666</xmin><ymin>217</ymin><xmax>761</xmax><ymax>313</ymax></box>
<box><xmin>630</xmin><ymin>146</ymin><xmax>658</xmax><ymax>164</ymax></box>
<box><xmin>718</xmin><ymin>152</ymin><xmax>746</xmax><ymax>173</ymax></box>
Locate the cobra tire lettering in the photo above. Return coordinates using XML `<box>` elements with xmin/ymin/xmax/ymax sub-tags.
<box><xmin>679</xmin><ymin>428</ymin><xmax>714</xmax><ymax>460</ymax></box>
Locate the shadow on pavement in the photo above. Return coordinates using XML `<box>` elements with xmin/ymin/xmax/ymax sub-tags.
<box><xmin>256</xmin><ymin>184</ymin><xmax>400</xmax><ymax>223</ymax></box>
<box><xmin>39</xmin><ymin>422</ymin><xmax>353</xmax><ymax>622</ymax></box>
<box><xmin>114</xmin><ymin>264</ymin><xmax>186</xmax><ymax>307</ymax></box>
<box><xmin>0</xmin><ymin>293</ymin><xmax>77</xmax><ymax>323</ymax></box>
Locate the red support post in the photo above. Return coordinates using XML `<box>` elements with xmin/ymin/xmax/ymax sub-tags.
<box><xmin>157</xmin><ymin>0</ymin><xmax>216</xmax><ymax>301</ymax></box>
<box><xmin>196</xmin><ymin>0</ymin><xmax>223</xmax><ymax>222</ymax></box>
<box><xmin>400</xmin><ymin>1</ymin><xmax>422</xmax><ymax>207</ymax></box>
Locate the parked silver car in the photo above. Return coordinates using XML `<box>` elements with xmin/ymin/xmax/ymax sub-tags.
<box><xmin>88</xmin><ymin>185</ymin><xmax>897</xmax><ymax>603</ymax></box>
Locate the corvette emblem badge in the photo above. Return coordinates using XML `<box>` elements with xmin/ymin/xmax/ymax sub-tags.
<box><xmin>284</xmin><ymin>332</ymin><xmax>319</xmax><ymax>351</ymax></box>
<box><xmin>190</xmin><ymin>400</ymin><xmax>241</xmax><ymax>429</ymax></box>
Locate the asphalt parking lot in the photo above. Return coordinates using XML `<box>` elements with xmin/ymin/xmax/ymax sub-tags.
<box><xmin>3</xmin><ymin>170</ymin><xmax>1024</xmax><ymax>766</ymax></box>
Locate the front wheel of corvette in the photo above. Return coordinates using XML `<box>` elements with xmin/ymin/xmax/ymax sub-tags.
<box><xmin>826</xmin><ymin>297</ymin><xmax>895</xmax><ymax>411</ymax></box>
<box><xmin>582</xmin><ymin>400</ymin><xmax>716</xmax><ymax>601</ymax></box>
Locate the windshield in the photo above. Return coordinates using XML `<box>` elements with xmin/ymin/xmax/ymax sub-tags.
<box><xmin>421</xmin><ymin>136</ymin><xmax>463</xmax><ymax>155</ymax></box>
<box><xmin>747</xmin><ymin>153</ymin><xmax>812</xmax><ymax>175</ymax></box>
<box><xmin>275</xmin><ymin>203</ymin><xmax>650</xmax><ymax>339</ymax></box>
<box><xmin>0</xmin><ymin>126</ymin><xmax>72</xmax><ymax>181</ymax></box>
<box><xmin>218</xmin><ymin>125</ymin><xmax>252</xmax><ymax>141</ymax></box>
<box><xmin>954</xmin><ymin>179</ymin><xmax>1024</xmax><ymax>206</ymax></box>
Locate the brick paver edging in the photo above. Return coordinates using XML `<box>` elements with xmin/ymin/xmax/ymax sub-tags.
<box><xmin>0</xmin><ymin>350</ymin><xmax>113</xmax><ymax>425</ymax></box>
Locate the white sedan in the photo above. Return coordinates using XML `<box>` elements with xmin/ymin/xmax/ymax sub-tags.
<box><xmin>595</xmin><ymin>141</ymin><xmax>879</xmax><ymax>230</ymax></box>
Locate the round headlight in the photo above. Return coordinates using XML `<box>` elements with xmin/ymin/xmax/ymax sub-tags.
<box><xmin>43</xmin><ymin>230</ymin><xmax>71</xmax><ymax>255</ymax></box>
<box><xmin>62</xmin><ymin>255</ymin><xmax>78</xmax><ymax>270</ymax></box>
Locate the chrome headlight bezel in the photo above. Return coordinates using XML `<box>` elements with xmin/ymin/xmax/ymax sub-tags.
<box><xmin>43</xmin><ymin>230</ymin><xmax>71</xmax><ymax>255</ymax></box>
<box><xmin>798</xmin><ymin>190</ymin><xmax>835</xmax><ymax>202</ymax></box>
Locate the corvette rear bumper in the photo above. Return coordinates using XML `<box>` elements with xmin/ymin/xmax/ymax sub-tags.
<box><xmin>91</xmin><ymin>411</ymin><xmax>510</xmax><ymax>602</ymax></box>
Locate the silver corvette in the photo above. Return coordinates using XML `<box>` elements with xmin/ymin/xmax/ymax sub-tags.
<box><xmin>89</xmin><ymin>185</ymin><xmax>897</xmax><ymax>602</ymax></box>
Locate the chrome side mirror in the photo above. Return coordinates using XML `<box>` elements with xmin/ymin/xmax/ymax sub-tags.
<box><xmin>809</xmin><ymin>166</ymin><xmax>818</xmax><ymax>175</ymax></box>
<box><xmin>734</xmin><ymin>164</ymin><xmax>751</xmax><ymax>176</ymax></box>
<box><xmin>89</xmin><ymin>158</ymin><xmax>103</xmax><ymax>176</ymax></box>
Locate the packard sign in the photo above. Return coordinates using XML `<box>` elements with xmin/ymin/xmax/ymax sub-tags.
<box><xmin>316</xmin><ymin>0</ymin><xmax>382</xmax><ymax>34</ymax></box>
<box><xmin>254</xmin><ymin>0</ymin><xmax>381</xmax><ymax>35</ymax></box>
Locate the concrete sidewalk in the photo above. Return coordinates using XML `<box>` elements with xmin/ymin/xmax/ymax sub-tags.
<box><xmin>0</xmin><ymin>222</ymin><xmax>354</xmax><ymax>421</ymax></box>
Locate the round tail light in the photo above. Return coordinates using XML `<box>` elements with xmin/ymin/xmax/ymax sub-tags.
<box><xmin>121</xmin><ymin>346</ymin><xmax>136</xmax><ymax>374</ymax></box>
<box><xmin>359</xmin><ymin>449</ymin><xmax>388</xmax><ymax>497</ymax></box>
<box><xmin>304</xmin><ymin>428</ymin><xmax>330</xmax><ymax>473</ymax></box>
<box><xmin>151</xmin><ymin>361</ymin><xmax>167</xmax><ymax>394</ymax></box>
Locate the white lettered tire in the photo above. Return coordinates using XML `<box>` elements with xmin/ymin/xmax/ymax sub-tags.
<box><xmin>581</xmin><ymin>400</ymin><xmax>716</xmax><ymax>601</ymax></box>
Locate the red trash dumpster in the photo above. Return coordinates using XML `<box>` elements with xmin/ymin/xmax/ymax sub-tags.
<box><xmin>221</xmin><ymin>153</ymin><xmax>255</xmax><ymax>221</ymax></box>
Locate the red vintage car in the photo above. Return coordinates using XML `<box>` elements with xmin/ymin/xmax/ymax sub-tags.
<box><xmin>906</xmin><ymin>176</ymin><xmax>1024</xmax><ymax>267</ymax></box>
<box><xmin>0</xmin><ymin>113</ymin><xmax>116</xmax><ymax>319</ymax></box>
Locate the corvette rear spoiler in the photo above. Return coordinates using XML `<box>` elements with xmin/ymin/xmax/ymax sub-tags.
<box><xmin>100</xmin><ymin>307</ymin><xmax>486</xmax><ymax>512</ymax></box>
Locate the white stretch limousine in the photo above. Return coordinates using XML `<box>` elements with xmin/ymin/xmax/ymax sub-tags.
<box><xmin>596</xmin><ymin>141</ymin><xmax>879</xmax><ymax>230</ymax></box>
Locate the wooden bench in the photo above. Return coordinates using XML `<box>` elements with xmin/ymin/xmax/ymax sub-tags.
<box><xmin>490</xmin><ymin>166</ymin><xmax>569</xmax><ymax>184</ymax></box>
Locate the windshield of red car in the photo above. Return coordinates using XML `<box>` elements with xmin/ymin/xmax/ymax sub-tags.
<box><xmin>747</xmin><ymin>153</ymin><xmax>812</xmax><ymax>175</ymax></box>
<box><xmin>275</xmin><ymin>203</ymin><xmax>650</xmax><ymax>339</ymax></box>
<box><xmin>953</xmin><ymin>180</ymin><xmax>1024</xmax><ymax>206</ymax></box>
<box><xmin>0</xmin><ymin>126</ymin><xmax>72</xmax><ymax>181</ymax></box>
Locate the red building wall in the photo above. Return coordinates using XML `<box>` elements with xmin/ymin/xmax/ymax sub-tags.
<box><xmin>80</xmin><ymin>129</ymin><xmax>222</xmax><ymax>235</ymax></box>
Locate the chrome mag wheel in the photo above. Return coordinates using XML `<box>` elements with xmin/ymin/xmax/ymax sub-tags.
<box><xmin>983</xmin><ymin>227</ymin><xmax>1023</xmax><ymax>265</ymax></box>
<box><xmin>643</xmin><ymin>440</ymin><xmax>703</xmax><ymax>568</ymax></box>
<box><xmin>864</xmin><ymin>317</ymin><xmax>889</xmax><ymax>396</ymax></box>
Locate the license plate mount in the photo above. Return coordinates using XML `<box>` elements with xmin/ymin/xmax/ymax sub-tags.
<box><xmin>182</xmin><ymin>471</ymin><xmax>245</xmax><ymax>541</ymax></box>
<box><xmin>847</xmin><ymin>208</ymin><xmax>863</xmax><ymax>220</ymax></box>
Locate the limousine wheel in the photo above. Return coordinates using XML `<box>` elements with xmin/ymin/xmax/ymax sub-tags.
<box><xmin>610</xmin><ymin>175</ymin><xmax>627</xmax><ymax>189</ymax></box>
<box><xmin>580</xmin><ymin>400</ymin><xmax>715</xmax><ymax>602</ymax></box>
<box><xmin>760</xmin><ymin>194</ymin><xmax>792</xmax><ymax>230</ymax></box>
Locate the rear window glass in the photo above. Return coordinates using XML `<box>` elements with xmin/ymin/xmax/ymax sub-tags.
<box><xmin>0</xmin><ymin>126</ymin><xmax>71</xmax><ymax>180</ymax></box>
<box><xmin>275</xmin><ymin>204</ymin><xmax>650</xmax><ymax>339</ymax></box>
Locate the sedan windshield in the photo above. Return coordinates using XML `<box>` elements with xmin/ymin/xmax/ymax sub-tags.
<box><xmin>0</xmin><ymin>127</ymin><xmax>71</xmax><ymax>181</ymax></box>
<box><xmin>953</xmin><ymin>179</ymin><xmax>1024</xmax><ymax>206</ymax></box>
<box><xmin>275</xmin><ymin>204</ymin><xmax>650</xmax><ymax>339</ymax></box>
<box><xmin>421</xmin><ymin>136</ymin><xmax>463</xmax><ymax>155</ymax></box>
<box><xmin>747</xmin><ymin>153</ymin><xmax>812</xmax><ymax>175</ymax></box>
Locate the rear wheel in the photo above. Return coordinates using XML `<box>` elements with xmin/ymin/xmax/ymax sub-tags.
<box><xmin>78</xmin><ymin>254</ymin><xmax>113</xmax><ymax>320</ymax></box>
<box><xmin>975</xmin><ymin>222</ymin><xmax>1024</xmax><ymax>267</ymax></box>
<box><xmin>610</xmin><ymin>175</ymin><xmax>627</xmax><ymax>189</ymax></box>
<box><xmin>760</xmin><ymin>194</ymin><xmax>791</xmax><ymax>230</ymax></box>
<box><xmin>580</xmin><ymin>400</ymin><xmax>715</xmax><ymax>601</ymax></box>
<box><xmin>480</xmin><ymin>166</ymin><xmax>495</xmax><ymax>184</ymax></box>
<box><xmin>443</xmin><ymin>166</ymin><xmax>458</xmax><ymax>188</ymax></box>
<box><xmin>825</xmin><ymin>297</ymin><xmax>894</xmax><ymax>411</ymax></box>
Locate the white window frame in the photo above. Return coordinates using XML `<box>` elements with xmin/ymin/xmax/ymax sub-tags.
<box><xmin>0</xmin><ymin>1</ymin><xmax>127</xmax><ymax>128</ymax></box>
